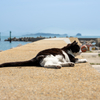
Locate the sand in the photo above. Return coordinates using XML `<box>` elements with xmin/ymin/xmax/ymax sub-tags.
<box><xmin>0</xmin><ymin>38</ymin><xmax>100</xmax><ymax>100</ymax></box>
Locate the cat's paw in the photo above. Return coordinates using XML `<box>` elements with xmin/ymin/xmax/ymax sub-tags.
<box><xmin>81</xmin><ymin>59</ymin><xmax>87</xmax><ymax>63</ymax></box>
<box><xmin>44</xmin><ymin>65</ymin><xmax>62</xmax><ymax>69</ymax></box>
<box><xmin>55</xmin><ymin>66</ymin><xmax>62</xmax><ymax>69</ymax></box>
<box><xmin>83</xmin><ymin>59</ymin><xmax>87</xmax><ymax>63</ymax></box>
<box><xmin>68</xmin><ymin>62</ymin><xmax>75</xmax><ymax>67</ymax></box>
<box><xmin>76</xmin><ymin>59</ymin><xmax>88</xmax><ymax>63</ymax></box>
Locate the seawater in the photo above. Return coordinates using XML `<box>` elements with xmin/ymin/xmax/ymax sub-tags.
<box><xmin>0</xmin><ymin>36</ymin><xmax>31</xmax><ymax>51</ymax></box>
<box><xmin>0</xmin><ymin>35</ymin><xmax>100</xmax><ymax>51</ymax></box>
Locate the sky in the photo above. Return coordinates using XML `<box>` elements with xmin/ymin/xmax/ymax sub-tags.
<box><xmin>0</xmin><ymin>0</ymin><xmax>100</xmax><ymax>36</ymax></box>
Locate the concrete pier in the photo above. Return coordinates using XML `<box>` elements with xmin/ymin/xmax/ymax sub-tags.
<box><xmin>0</xmin><ymin>38</ymin><xmax>100</xmax><ymax>100</ymax></box>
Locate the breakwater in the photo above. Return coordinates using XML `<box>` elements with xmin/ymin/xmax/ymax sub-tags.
<box><xmin>4</xmin><ymin>37</ymin><xmax>100</xmax><ymax>47</ymax></box>
<box><xmin>78</xmin><ymin>38</ymin><xmax>100</xmax><ymax>47</ymax></box>
<box><xmin>5</xmin><ymin>37</ymin><xmax>45</xmax><ymax>42</ymax></box>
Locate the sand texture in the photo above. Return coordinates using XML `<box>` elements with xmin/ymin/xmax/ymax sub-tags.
<box><xmin>0</xmin><ymin>39</ymin><xmax>100</xmax><ymax>100</ymax></box>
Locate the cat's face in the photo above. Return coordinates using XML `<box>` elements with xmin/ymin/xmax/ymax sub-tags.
<box><xmin>72</xmin><ymin>48</ymin><xmax>82</xmax><ymax>56</ymax></box>
<box><xmin>68</xmin><ymin>41</ymin><xmax>82</xmax><ymax>56</ymax></box>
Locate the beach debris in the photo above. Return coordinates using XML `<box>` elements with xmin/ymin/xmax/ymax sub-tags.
<box><xmin>81</xmin><ymin>45</ymin><xmax>87</xmax><ymax>52</ymax></box>
<box><xmin>79</xmin><ymin>38</ymin><xmax>100</xmax><ymax>51</ymax></box>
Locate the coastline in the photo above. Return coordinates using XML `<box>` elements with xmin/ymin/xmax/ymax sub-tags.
<box><xmin>0</xmin><ymin>37</ymin><xmax>81</xmax><ymax>51</ymax></box>
<box><xmin>0</xmin><ymin>35</ymin><xmax>100</xmax><ymax>52</ymax></box>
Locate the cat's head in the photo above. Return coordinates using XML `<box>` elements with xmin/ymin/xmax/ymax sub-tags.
<box><xmin>63</xmin><ymin>41</ymin><xmax>82</xmax><ymax>57</ymax></box>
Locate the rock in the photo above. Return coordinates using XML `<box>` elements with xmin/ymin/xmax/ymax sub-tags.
<box><xmin>0</xmin><ymin>50</ymin><xmax>3</xmax><ymax>52</ymax></box>
<box><xmin>4</xmin><ymin>37</ymin><xmax>45</xmax><ymax>42</ymax></box>
<box><xmin>76</xmin><ymin>33</ymin><xmax>82</xmax><ymax>36</ymax></box>
<box><xmin>96</xmin><ymin>38</ymin><xmax>100</xmax><ymax>47</ymax></box>
<box><xmin>17</xmin><ymin>44</ymin><xmax>22</xmax><ymax>47</ymax></box>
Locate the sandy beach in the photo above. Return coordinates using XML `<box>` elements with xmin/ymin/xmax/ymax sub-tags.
<box><xmin>0</xmin><ymin>38</ymin><xmax>100</xmax><ymax>100</ymax></box>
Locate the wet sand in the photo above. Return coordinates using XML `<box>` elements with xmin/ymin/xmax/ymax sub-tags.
<box><xmin>0</xmin><ymin>38</ymin><xmax>100</xmax><ymax>100</ymax></box>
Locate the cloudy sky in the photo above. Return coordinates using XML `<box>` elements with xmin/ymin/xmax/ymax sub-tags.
<box><xmin>0</xmin><ymin>0</ymin><xmax>100</xmax><ymax>36</ymax></box>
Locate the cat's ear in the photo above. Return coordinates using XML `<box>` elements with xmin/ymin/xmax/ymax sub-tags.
<box><xmin>71</xmin><ymin>41</ymin><xmax>78</xmax><ymax>45</ymax></box>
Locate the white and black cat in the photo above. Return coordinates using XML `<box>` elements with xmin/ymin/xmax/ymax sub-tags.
<box><xmin>0</xmin><ymin>41</ymin><xmax>87</xmax><ymax>69</ymax></box>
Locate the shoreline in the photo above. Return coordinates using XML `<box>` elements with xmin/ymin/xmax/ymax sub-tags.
<box><xmin>0</xmin><ymin>36</ymin><xmax>100</xmax><ymax>52</ymax></box>
<box><xmin>0</xmin><ymin>37</ymin><xmax>81</xmax><ymax>52</ymax></box>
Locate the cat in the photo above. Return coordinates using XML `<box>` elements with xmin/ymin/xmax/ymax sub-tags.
<box><xmin>0</xmin><ymin>41</ymin><xmax>87</xmax><ymax>69</ymax></box>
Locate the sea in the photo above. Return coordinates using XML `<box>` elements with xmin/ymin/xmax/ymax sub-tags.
<box><xmin>0</xmin><ymin>35</ymin><xmax>100</xmax><ymax>51</ymax></box>
<box><xmin>0</xmin><ymin>36</ymin><xmax>31</xmax><ymax>51</ymax></box>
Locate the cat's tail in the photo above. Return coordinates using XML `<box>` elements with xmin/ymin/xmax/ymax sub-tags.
<box><xmin>0</xmin><ymin>58</ymin><xmax>39</xmax><ymax>68</ymax></box>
